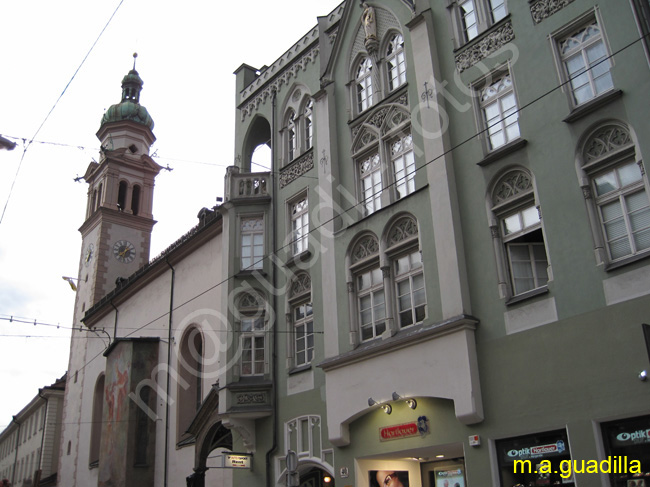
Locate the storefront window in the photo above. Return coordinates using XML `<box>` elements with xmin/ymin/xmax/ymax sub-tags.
<box><xmin>496</xmin><ymin>429</ymin><xmax>573</xmax><ymax>486</ymax></box>
<box><xmin>601</xmin><ymin>415</ymin><xmax>650</xmax><ymax>487</ymax></box>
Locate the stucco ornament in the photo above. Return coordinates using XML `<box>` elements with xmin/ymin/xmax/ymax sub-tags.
<box><xmin>530</xmin><ymin>0</ymin><xmax>575</xmax><ymax>24</ymax></box>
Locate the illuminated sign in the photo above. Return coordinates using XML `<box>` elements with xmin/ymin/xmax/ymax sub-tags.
<box><xmin>379</xmin><ymin>416</ymin><xmax>429</xmax><ymax>441</ymax></box>
<box><xmin>224</xmin><ymin>454</ymin><xmax>252</xmax><ymax>469</ymax></box>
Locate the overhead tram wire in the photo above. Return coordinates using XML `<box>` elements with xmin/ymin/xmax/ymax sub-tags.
<box><xmin>50</xmin><ymin>29</ymin><xmax>650</xmax><ymax>383</ymax></box>
<box><xmin>0</xmin><ymin>0</ymin><xmax>125</xmax><ymax>227</ymax></box>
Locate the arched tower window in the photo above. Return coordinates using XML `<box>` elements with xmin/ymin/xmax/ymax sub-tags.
<box><xmin>117</xmin><ymin>181</ymin><xmax>128</xmax><ymax>212</ymax></box>
<box><xmin>131</xmin><ymin>184</ymin><xmax>141</xmax><ymax>216</ymax></box>
<box><xmin>243</xmin><ymin>116</ymin><xmax>272</xmax><ymax>172</ymax></box>
<box><xmin>177</xmin><ymin>326</ymin><xmax>203</xmax><ymax>442</ymax></box>
<box><xmin>89</xmin><ymin>374</ymin><xmax>105</xmax><ymax>466</ymax></box>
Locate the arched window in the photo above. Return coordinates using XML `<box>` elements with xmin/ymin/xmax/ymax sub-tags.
<box><xmin>489</xmin><ymin>168</ymin><xmax>549</xmax><ymax>299</ymax></box>
<box><xmin>117</xmin><ymin>181</ymin><xmax>127</xmax><ymax>212</ymax></box>
<box><xmin>89</xmin><ymin>374</ymin><xmax>104</xmax><ymax>466</ymax></box>
<box><xmin>386</xmin><ymin>34</ymin><xmax>406</xmax><ymax>91</ymax></box>
<box><xmin>287</xmin><ymin>111</ymin><xmax>297</xmax><ymax>162</ymax></box>
<box><xmin>177</xmin><ymin>326</ymin><xmax>203</xmax><ymax>442</ymax></box>
<box><xmin>349</xmin><ymin>234</ymin><xmax>384</xmax><ymax>342</ymax></box>
<box><xmin>304</xmin><ymin>99</ymin><xmax>313</xmax><ymax>151</ymax></box>
<box><xmin>131</xmin><ymin>184</ymin><xmax>141</xmax><ymax>216</ymax></box>
<box><xmin>386</xmin><ymin>216</ymin><xmax>426</xmax><ymax>328</ymax></box>
<box><xmin>578</xmin><ymin>123</ymin><xmax>650</xmax><ymax>265</ymax></box>
<box><xmin>356</xmin><ymin>57</ymin><xmax>374</xmax><ymax>113</ymax></box>
<box><xmin>352</xmin><ymin>104</ymin><xmax>414</xmax><ymax>216</ymax></box>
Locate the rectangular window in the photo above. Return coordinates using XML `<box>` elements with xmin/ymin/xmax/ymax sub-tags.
<box><xmin>241</xmin><ymin>217</ymin><xmax>264</xmax><ymax>270</ymax></box>
<box><xmin>502</xmin><ymin>205</ymin><xmax>549</xmax><ymax>295</ymax></box>
<box><xmin>480</xmin><ymin>72</ymin><xmax>520</xmax><ymax>150</ymax></box>
<box><xmin>359</xmin><ymin>152</ymin><xmax>383</xmax><ymax>215</ymax></box>
<box><xmin>594</xmin><ymin>161</ymin><xmax>650</xmax><ymax>261</ymax></box>
<box><xmin>391</xmin><ymin>133</ymin><xmax>416</xmax><ymax>199</ymax></box>
<box><xmin>558</xmin><ymin>18</ymin><xmax>614</xmax><ymax>106</ymax></box>
<box><xmin>291</xmin><ymin>198</ymin><xmax>309</xmax><ymax>256</ymax></box>
<box><xmin>460</xmin><ymin>0</ymin><xmax>479</xmax><ymax>41</ymax></box>
<box><xmin>241</xmin><ymin>317</ymin><xmax>265</xmax><ymax>376</ymax></box>
<box><xmin>294</xmin><ymin>303</ymin><xmax>314</xmax><ymax>367</ymax></box>
<box><xmin>490</xmin><ymin>0</ymin><xmax>506</xmax><ymax>22</ymax></box>
<box><xmin>357</xmin><ymin>267</ymin><xmax>386</xmax><ymax>341</ymax></box>
<box><xmin>394</xmin><ymin>251</ymin><xmax>426</xmax><ymax>328</ymax></box>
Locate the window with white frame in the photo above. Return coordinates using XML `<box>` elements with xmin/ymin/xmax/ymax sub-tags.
<box><xmin>556</xmin><ymin>17</ymin><xmax>614</xmax><ymax>107</ymax></box>
<box><xmin>241</xmin><ymin>217</ymin><xmax>264</xmax><ymax>270</ymax></box>
<box><xmin>451</xmin><ymin>0</ymin><xmax>508</xmax><ymax>45</ymax></box>
<box><xmin>579</xmin><ymin>123</ymin><xmax>650</xmax><ymax>264</ymax></box>
<box><xmin>386</xmin><ymin>33</ymin><xmax>407</xmax><ymax>91</ymax></box>
<box><xmin>479</xmin><ymin>71</ymin><xmax>520</xmax><ymax>151</ymax></box>
<box><xmin>290</xmin><ymin>197</ymin><xmax>309</xmax><ymax>255</ymax></box>
<box><xmin>349</xmin><ymin>234</ymin><xmax>386</xmax><ymax>342</ymax></box>
<box><xmin>282</xmin><ymin>91</ymin><xmax>314</xmax><ymax>166</ymax></box>
<box><xmin>304</xmin><ymin>99</ymin><xmax>313</xmax><ymax>151</ymax></box>
<box><xmin>391</xmin><ymin>132</ymin><xmax>416</xmax><ymax>199</ymax></box>
<box><xmin>352</xmin><ymin>104</ymin><xmax>414</xmax><ymax>216</ymax></box>
<box><xmin>357</xmin><ymin>267</ymin><xmax>386</xmax><ymax>341</ymax></box>
<box><xmin>359</xmin><ymin>152</ymin><xmax>383</xmax><ymax>215</ymax></box>
<box><xmin>356</xmin><ymin>57</ymin><xmax>374</xmax><ymax>113</ymax></box>
<box><xmin>238</xmin><ymin>293</ymin><xmax>266</xmax><ymax>376</ymax></box>
<box><xmin>490</xmin><ymin>169</ymin><xmax>549</xmax><ymax>298</ymax></box>
<box><xmin>387</xmin><ymin>215</ymin><xmax>426</xmax><ymax>328</ymax></box>
<box><xmin>293</xmin><ymin>302</ymin><xmax>314</xmax><ymax>367</ymax></box>
<box><xmin>287</xmin><ymin>111</ymin><xmax>297</xmax><ymax>162</ymax></box>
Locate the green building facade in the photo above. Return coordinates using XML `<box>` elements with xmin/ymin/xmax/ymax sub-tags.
<box><xmin>217</xmin><ymin>1</ymin><xmax>650</xmax><ymax>486</ymax></box>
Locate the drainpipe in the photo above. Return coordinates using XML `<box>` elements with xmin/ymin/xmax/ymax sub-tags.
<box><xmin>11</xmin><ymin>417</ymin><xmax>20</xmax><ymax>486</ymax></box>
<box><xmin>265</xmin><ymin>89</ymin><xmax>279</xmax><ymax>487</ymax></box>
<box><xmin>37</xmin><ymin>389</ymin><xmax>48</xmax><ymax>480</ymax></box>
<box><xmin>164</xmin><ymin>258</ymin><xmax>176</xmax><ymax>487</ymax></box>
<box><xmin>110</xmin><ymin>300</ymin><xmax>119</xmax><ymax>340</ymax></box>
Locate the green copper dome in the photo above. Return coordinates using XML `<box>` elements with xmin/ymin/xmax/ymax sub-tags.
<box><xmin>100</xmin><ymin>68</ymin><xmax>154</xmax><ymax>130</ymax></box>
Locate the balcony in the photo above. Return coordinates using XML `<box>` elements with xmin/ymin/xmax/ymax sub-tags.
<box><xmin>224</xmin><ymin>166</ymin><xmax>271</xmax><ymax>202</ymax></box>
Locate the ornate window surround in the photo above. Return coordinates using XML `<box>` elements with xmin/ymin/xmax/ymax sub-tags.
<box><xmin>487</xmin><ymin>168</ymin><xmax>551</xmax><ymax>302</ymax></box>
<box><xmin>549</xmin><ymin>8</ymin><xmax>615</xmax><ymax>112</ymax></box>
<box><xmin>576</xmin><ymin>121</ymin><xmax>650</xmax><ymax>269</ymax></box>
<box><xmin>281</xmin><ymin>86</ymin><xmax>314</xmax><ymax>167</ymax></box>
<box><xmin>345</xmin><ymin>214</ymin><xmax>426</xmax><ymax>347</ymax></box>
<box><xmin>351</xmin><ymin>100</ymin><xmax>414</xmax><ymax>217</ymax></box>
<box><xmin>471</xmin><ymin>63</ymin><xmax>523</xmax><ymax>158</ymax></box>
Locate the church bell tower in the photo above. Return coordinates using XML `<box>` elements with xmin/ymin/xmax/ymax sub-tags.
<box><xmin>78</xmin><ymin>54</ymin><xmax>162</xmax><ymax>306</ymax></box>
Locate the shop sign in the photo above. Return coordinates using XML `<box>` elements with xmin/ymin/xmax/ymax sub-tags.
<box><xmin>506</xmin><ymin>440</ymin><xmax>566</xmax><ymax>461</ymax></box>
<box><xmin>613</xmin><ymin>428</ymin><xmax>650</xmax><ymax>446</ymax></box>
<box><xmin>379</xmin><ymin>416</ymin><xmax>429</xmax><ymax>441</ymax></box>
<box><xmin>224</xmin><ymin>453</ymin><xmax>252</xmax><ymax>469</ymax></box>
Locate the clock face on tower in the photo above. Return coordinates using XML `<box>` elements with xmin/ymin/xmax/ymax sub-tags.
<box><xmin>112</xmin><ymin>240</ymin><xmax>136</xmax><ymax>263</ymax></box>
<box><xmin>84</xmin><ymin>243</ymin><xmax>94</xmax><ymax>267</ymax></box>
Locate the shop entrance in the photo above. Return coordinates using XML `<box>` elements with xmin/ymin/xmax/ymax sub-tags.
<box><xmin>299</xmin><ymin>467</ymin><xmax>335</xmax><ymax>487</ymax></box>
<box><xmin>421</xmin><ymin>459</ymin><xmax>468</xmax><ymax>487</ymax></box>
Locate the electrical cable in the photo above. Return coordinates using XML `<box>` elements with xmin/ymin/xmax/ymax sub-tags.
<box><xmin>0</xmin><ymin>0</ymin><xmax>125</xmax><ymax>227</ymax></box>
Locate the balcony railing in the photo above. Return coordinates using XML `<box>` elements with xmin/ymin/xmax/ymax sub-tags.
<box><xmin>225</xmin><ymin>166</ymin><xmax>271</xmax><ymax>201</ymax></box>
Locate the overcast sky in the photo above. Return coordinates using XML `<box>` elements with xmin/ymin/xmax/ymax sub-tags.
<box><xmin>0</xmin><ymin>0</ymin><xmax>343</xmax><ymax>431</ymax></box>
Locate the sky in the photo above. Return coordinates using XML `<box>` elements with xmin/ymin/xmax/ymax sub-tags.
<box><xmin>0</xmin><ymin>0</ymin><xmax>343</xmax><ymax>432</ymax></box>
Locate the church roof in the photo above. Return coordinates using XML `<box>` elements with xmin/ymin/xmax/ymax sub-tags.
<box><xmin>100</xmin><ymin>66</ymin><xmax>154</xmax><ymax>130</ymax></box>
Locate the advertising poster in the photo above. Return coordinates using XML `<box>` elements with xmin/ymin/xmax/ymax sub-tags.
<box><xmin>432</xmin><ymin>465</ymin><xmax>465</xmax><ymax>487</ymax></box>
<box><xmin>369</xmin><ymin>470</ymin><xmax>410</xmax><ymax>487</ymax></box>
